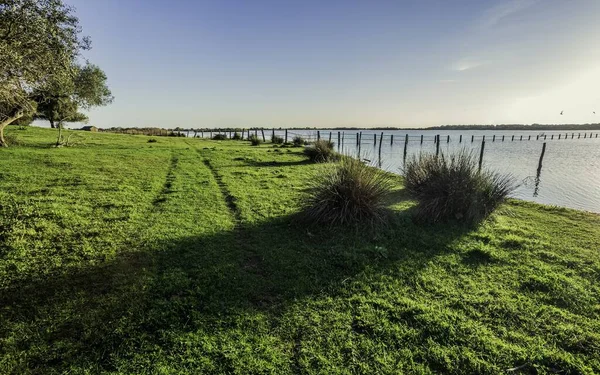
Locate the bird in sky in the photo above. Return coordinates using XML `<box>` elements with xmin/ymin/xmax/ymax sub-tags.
<box><xmin>560</xmin><ymin>110</ymin><xmax>563</xmax><ymax>115</ymax></box>
<box><xmin>593</xmin><ymin>111</ymin><xmax>596</xmax><ymax>114</ymax></box>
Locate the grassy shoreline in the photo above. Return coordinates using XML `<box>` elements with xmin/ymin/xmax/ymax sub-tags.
<box><xmin>1</xmin><ymin>126</ymin><xmax>599</xmax><ymax>374</ymax></box>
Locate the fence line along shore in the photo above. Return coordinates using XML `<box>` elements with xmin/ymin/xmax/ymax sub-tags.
<box><xmin>97</xmin><ymin>127</ymin><xmax>598</xmax><ymax>172</ymax></box>
<box><xmin>101</xmin><ymin>127</ymin><xmax>600</xmax><ymax>144</ymax></box>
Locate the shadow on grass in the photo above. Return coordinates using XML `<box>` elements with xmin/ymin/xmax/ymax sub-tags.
<box><xmin>241</xmin><ymin>159</ymin><xmax>312</xmax><ymax>168</ymax></box>
<box><xmin>0</xmin><ymin>211</ymin><xmax>475</xmax><ymax>372</ymax></box>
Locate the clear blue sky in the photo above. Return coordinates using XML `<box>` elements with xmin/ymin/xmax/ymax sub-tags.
<box><xmin>66</xmin><ymin>0</ymin><xmax>600</xmax><ymax>128</ymax></box>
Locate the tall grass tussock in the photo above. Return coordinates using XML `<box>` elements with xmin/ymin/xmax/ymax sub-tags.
<box><xmin>403</xmin><ymin>150</ymin><xmax>516</xmax><ymax>223</ymax></box>
<box><xmin>292</xmin><ymin>135</ymin><xmax>306</xmax><ymax>147</ymax></box>
<box><xmin>271</xmin><ymin>134</ymin><xmax>284</xmax><ymax>144</ymax></box>
<box><xmin>248</xmin><ymin>134</ymin><xmax>261</xmax><ymax>146</ymax></box>
<box><xmin>303</xmin><ymin>139</ymin><xmax>337</xmax><ymax>162</ymax></box>
<box><xmin>303</xmin><ymin>156</ymin><xmax>394</xmax><ymax>227</ymax></box>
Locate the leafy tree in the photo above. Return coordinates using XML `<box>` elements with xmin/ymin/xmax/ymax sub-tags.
<box><xmin>11</xmin><ymin>113</ymin><xmax>34</xmax><ymax>126</ymax></box>
<box><xmin>33</xmin><ymin>63</ymin><xmax>113</xmax><ymax>145</ymax></box>
<box><xmin>0</xmin><ymin>0</ymin><xmax>90</xmax><ymax>147</ymax></box>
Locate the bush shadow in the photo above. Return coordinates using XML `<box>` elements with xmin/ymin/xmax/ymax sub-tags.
<box><xmin>0</xmin><ymin>210</ymin><xmax>476</xmax><ymax>372</ymax></box>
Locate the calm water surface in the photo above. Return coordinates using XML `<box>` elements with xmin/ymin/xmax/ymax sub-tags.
<box><xmin>239</xmin><ymin>129</ymin><xmax>600</xmax><ymax>213</ymax></box>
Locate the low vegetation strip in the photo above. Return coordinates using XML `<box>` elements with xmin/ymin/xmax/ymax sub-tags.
<box><xmin>1</xmin><ymin>126</ymin><xmax>599</xmax><ymax>374</ymax></box>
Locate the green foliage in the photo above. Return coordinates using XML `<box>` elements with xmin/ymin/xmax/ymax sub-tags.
<box><xmin>292</xmin><ymin>135</ymin><xmax>306</xmax><ymax>147</ymax></box>
<box><xmin>11</xmin><ymin>114</ymin><xmax>33</xmax><ymax>126</ymax></box>
<box><xmin>72</xmin><ymin>63</ymin><xmax>114</xmax><ymax>109</ymax></box>
<box><xmin>303</xmin><ymin>157</ymin><xmax>395</xmax><ymax>227</ymax></box>
<box><xmin>212</xmin><ymin>133</ymin><xmax>228</xmax><ymax>140</ymax></box>
<box><xmin>32</xmin><ymin>63</ymin><xmax>113</xmax><ymax>146</ymax></box>
<box><xmin>249</xmin><ymin>134</ymin><xmax>262</xmax><ymax>146</ymax></box>
<box><xmin>147</xmin><ymin>138</ymin><xmax>158</xmax><ymax>143</ymax></box>
<box><xmin>303</xmin><ymin>139</ymin><xmax>337</xmax><ymax>162</ymax></box>
<box><xmin>403</xmin><ymin>150</ymin><xmax>516</xmax><ymax>223</ymax></box>
<box><xmin>0</xmin><ymin>127</ymin><xmax>599</xmax><ymax>374</ymax></box>
<box><xmin>232</xmin><ymin>131</ymin><xmax>242</xmax><ymax>140</ymax></box>
<box><xmin>271</xmin><ymin>134</ymin><xmax>284</xmax><ymax>144</ymax></box>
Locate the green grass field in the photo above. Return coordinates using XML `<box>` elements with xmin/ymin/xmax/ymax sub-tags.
<box><xmin>1</xmin><ymin>126</ymin><xmax>599</xmax><ymax>374</ymax></box>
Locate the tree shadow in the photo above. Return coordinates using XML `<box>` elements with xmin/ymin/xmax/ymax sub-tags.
<box><xmin>0</xmin><ymin>210</ymin><xmax>476</xmax><ymax>372</ymax></box>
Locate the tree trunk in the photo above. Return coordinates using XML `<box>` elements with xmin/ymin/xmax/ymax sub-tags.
<box><xmin>56</xmin><ymin>122</ymin><xmax>63</xmax><ymax>146</ymax></box>
<box><xmin>50</xmin><ymin>120</ymin><xmax>56</xmax><ymax>129</ymax></box>
<box><xmin>0</xmin><ymin>112</ymin><xmax>25</xmax><ymax>147</ymax></box>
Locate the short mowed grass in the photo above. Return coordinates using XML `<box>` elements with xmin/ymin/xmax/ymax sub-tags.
<box><xmin>1</xmin><ymin>126</ymin><xmax>599</xmax><ymax>374</ymax></box>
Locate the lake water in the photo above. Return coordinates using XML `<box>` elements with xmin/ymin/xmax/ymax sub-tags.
<box><xmin>226</xmin><ymin>129</ymin><xmax>600</xmax><ymax>214</ymax></box>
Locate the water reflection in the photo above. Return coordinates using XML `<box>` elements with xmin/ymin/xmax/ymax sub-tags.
<box><xmin>534</xmin><ymin>164</ymin><xmax>542</xmax><ymax>197</ymax></box>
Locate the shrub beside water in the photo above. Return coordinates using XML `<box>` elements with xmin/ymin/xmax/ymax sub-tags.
<box><xmin>248</xmin><ymin>134</ymin><xmax>261</xmax><ymax>146</ymax></box>
<box><xmin>403</xmin><ymin>150</ymin><xmax>515</xmax><ymax>223</ymax></box>
<box><xmin>232</xmin><ymin>132</ymin><xmax>242</xmax><ymax>140</ymax></box>
<box><xmin>303</xmin><ymin>157</ymin><xmax>394</xmax><ymax>227</ymax></box>
<box><xmin>304</xmin><ymin>140</ymin><xmax>337</xmax><ymax>163</ymax></box>
<box><xmin>271</xmin><ymin>135</ymin><xmax>284</xmax><ymax>144</ymax></box>
<box><xmin>212</xmin><ymin>134</ymin><xmax>227</xmax><ymax>140</ymax></box>
<box><xmin>292</xmin><ymin>136</ymin><xmax>305</xmax><ymax>147</ymax></box>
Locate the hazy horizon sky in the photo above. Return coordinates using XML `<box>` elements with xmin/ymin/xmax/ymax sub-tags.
<box><xmin>65</xmin><ymin>0</ymin><xmax>600</xmax><ymax>128</ymax></box>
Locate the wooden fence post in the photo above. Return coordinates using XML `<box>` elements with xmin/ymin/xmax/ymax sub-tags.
<box><xmin>403</xmin><ymin>134</ymin><xmax>409</xmax><ymax>162</ymax></box>
<box><xmin>317</xmin><ymin>131</ymin><xmax>320</xmax><ymax>141</ymax></box>
<box><xmin>421</xmin><ymin>134</ymin><xmax>424</xmax><ymax>144</ymax></box>
<box><xmin>459</xmin><ymin>134</ymin><xmax>462</xmax><ymax>143</ymax></box>
<box><xmin>285</xmin><ymin>129</ymin><xmax>288</xmax><ymax>143</ymax></box>
<box><xmin>538</xmin><ymin>142</ymin><xmax>547</xmax><ymax>170</ymax></box>
<box><xmin>478</xmin><ymin>140</ymin><xmax>485</xmax><ymax>171</ymax></box>
<box><xmin>329</xmin><ymin>132</ymin><xmax>332</xmax><ymax>143</ymax></box>
<box><xmin>390</xmin><ymin>134</ymin><xmax>394</xmax><ymax>145</ymax></box>
<box><xmin>378</xmin><ymin>132</ymin><xmax>383</xmax><ymax>167</ymax></box>
<box><xmin>436</xmin><ymin>135</ymin><xmax>440</xmax><ymax>156</ymax></box>
<box><xmin>261</xmin><ymin>128</ymin><xmax>265</xmax><ymax>142</ymax></box>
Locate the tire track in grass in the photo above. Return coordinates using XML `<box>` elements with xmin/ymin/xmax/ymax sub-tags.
<box><xmin>202</xmin><ymin>159</ymin><xmax>242</xmax><ymax>227</ymax></box>
<box><xmin>152</xmin><ymin>153</ymin><xmax>179</xmax><ymax>207</ymax></box>
<box><xmin>192</xmin><ymin>146</ymin><xmax>274</xmax><ymax>305</ymax></box>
